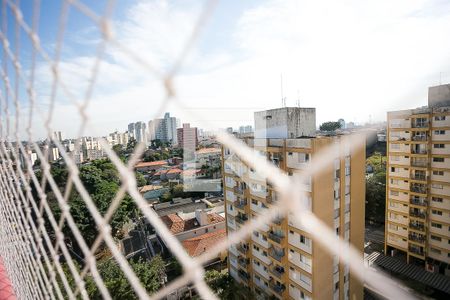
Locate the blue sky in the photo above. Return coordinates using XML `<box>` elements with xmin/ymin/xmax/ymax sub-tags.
<box><xmin>2</xmin><ymin>0</ymin><xmax>450</xmax><ymax>140</ymax></box>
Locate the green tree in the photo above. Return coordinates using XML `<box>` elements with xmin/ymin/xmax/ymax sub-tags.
<box><xmin>135</xmin><ymin>172</ymin><xmax>147</xmax><ymax>187</ymax></box>
<box><xmin>365</xmin><ymin>153</ymin><xmax>386</xmax><ymax>224</ymax></box>
<box><xmin>319</xmin><ymin>121</ymin><xmax>341</xmax><ymax>131</ymax></box>
<box><xmin>204</xmin><ymin>270</ymin><xmax>254</xmax><ymax>300</ymax></box>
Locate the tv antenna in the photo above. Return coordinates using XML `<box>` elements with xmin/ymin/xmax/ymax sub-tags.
<box><xmin>280</xmin><ymin>74</ymin><xmax>286</xmax><ymax>107</ymax></box>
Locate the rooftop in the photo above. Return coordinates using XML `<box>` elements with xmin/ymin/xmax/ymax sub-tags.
<box><xmin>138</xmin><ymin>185</ymin><xmax>164</xmax><ymax>193</ymax></box>
<box><xmin>181</xmin><ymin>229</ymin><xmax>226</xmax><ymax>257</ymax></box>
<box><xmin>161</xmin><ymin>212</ymin><xmax>224</xmax><ymax>234</ymax></box>
<box><xmin>135</xmin><ymin>160</ymin><xmax>168</xmax><ymax>168</ymax></box>
<box><xmin>196</xmin><ymin>148</ymin><xmax>221</xmax><ymax>155</ymax></box>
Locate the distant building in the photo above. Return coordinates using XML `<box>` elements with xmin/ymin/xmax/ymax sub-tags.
<box><xmin>149</xmin><ymin>112</ymin><xmax>178</xmax><ymax>144</ymax></box>
<box><xmin>226</xmin><ymin>127</ymin><xmax>233</xmax><ymax>134</ymax></box>
<box><xmin>128</xmin><ymin>123</ymin><xmax>135</xmax><ymax>138</ymax></box>
<box><xmin>134</xmin><ymin>122</ymin><xmax>147</xmax><ymax>144</ymax></box>
<box><xmin>107</xmin><ymin>131</ymin><xmax>129</xmax><ymax>146</ymax></box>
<box><xmin>338</xmin><ymin>118</ymin><xmax>346</xmax><ymax>129</ymax></box>
<box><xmin>239</xmin><ymin>125</ymin><xmax>253</xmax><ymax>134</ymax></box>
<box><xmin>254</xmin><ymin>107</ymin><xmax>316</xmax><ymax>138</ymax></box>
<box><xmin>135</xmin><ymin>160</ymin><xmax>168</xmax><ymax>173</ymax></box>
<box><xmin>138</xmin><ymin>185</ymin><xmax>170</xmax><ymax>201</ymax></box>
<box><xmin>53</xmin><ymin>131</ymin><xmax>63</xmax><ymax>142</ymax></box>
<box><xmin>82</xmin><ymin>137</ymin><xmax>104</xmax><ymax>161</ymax></box>
<box><xmin>196</xmin><ymin>148</ymin><xmax>221</xmax><ymax>168</ymax></box>
<box><xmin>177</xmin><ymin>123</ymin><xmax>198</xmax><ymax>159</ymax></box>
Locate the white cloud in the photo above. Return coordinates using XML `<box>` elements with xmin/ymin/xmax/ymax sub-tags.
<box><xmin>20</xmin><ymin>0</ymin><xmax>450</xmax><ymax>139</ymax></box>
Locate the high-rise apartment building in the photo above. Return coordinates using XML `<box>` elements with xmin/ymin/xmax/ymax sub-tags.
<box><xmin>134</xmin><ymin>121</ymin><xmax>147</xmax><ymax>144</ymax></box>
<box><xmin>385</xmin><ymin>84</ymin><xmax>450</xmax><ymax>276</ymax></box>
<box><xmin>148</xmin><ymin>113</ymin><xmax>178</xmax><ymax>145</ymax></box>
<box><xmin>177</xmin><ymin>123</ymin><xmax>198</xmax><ymax>159</ymax></box>
<box><xmin>222</xmin><ymin>107</ymin><xmax>365</xmax><ymax>299</ymax></box>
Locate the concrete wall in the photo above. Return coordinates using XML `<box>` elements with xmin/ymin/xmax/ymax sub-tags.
<box><xmin>428</xmin><ymin>84</ymin><xmax>450</xmax><ymax>108</ymax></box>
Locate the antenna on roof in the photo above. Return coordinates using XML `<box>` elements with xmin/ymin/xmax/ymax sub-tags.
<box><xmin>296</xmin><ymin>89</ymin><xmax>300</xmax><ymax>107</ymax></box>
<box><xmin>280</xmin><ymin>74</ymin><xmax>286</xmax><ymax>107</ymax></box>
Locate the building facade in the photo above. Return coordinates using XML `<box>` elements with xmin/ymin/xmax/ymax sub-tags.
<box><xmin>177</xmin><ymin>123</ymin><xmax>198</xmax><ymax>157</ymax></box>
<box><xmin>385</xmin><ymin>84</ymin><xmax>450</xmax><ymax>276</ymax></box>
<box><xmin>148</xmin><ymin>113</ymin><xmax>178</xmax><ymax>145</ymax></box>
<box><xmin>222</xmin><ymin>108</ymin><xmax>365</xmax><ymax>299</ymax></box>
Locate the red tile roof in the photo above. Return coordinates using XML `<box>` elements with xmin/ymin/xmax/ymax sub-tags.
<box><xmin>161</xmin><ymin>213</ymin><xmax>225</xmax><ymax>235</ymax></box>
<box><xmin>135</xmin><ymin>160</ymin><xmax>167</xmax><ymax>168</ymax></box>
<box><xmin>196</xmin><ymin>148</ymin><xmax>221</xmax><ymax>155</ymax></box>
<box><xmin>182</xmin><ymin>229</ymin><xmax>226</xmax><ymax>257</ymax></box>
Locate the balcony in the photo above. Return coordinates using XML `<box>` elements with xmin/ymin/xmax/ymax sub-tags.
<box><xmin>269</xmin><ymin>266</ymin><xmax>285</xmax><ymax>278</ymax></box>
<box><xmin>273</xmin><ymin>217</ymin><xmax>284</xmax><ymax>225</ymax></box>
<box><xmin>410</xmin><ymin>197</ymin><xmax>427</xmax><ymax>207</ymax></box>
<box><xmin>411</xmin><ymin>159</ymin><xmax>428</xmax><ymax>168</ymax></box>
<box><xmin>410</xmin><ymin>185</ymin><xmax>427</xmax><ymax>194</ymax></box>
<box><xmin>269</xmin><ymin>247</ymin><xmax>285</xmax><ymax>262</ymax></box>
<box><xmin>236</xmin><ymin>243</ymin><xmax>249</xmax><ymax>255</ymax></box>
<box><xmin>270</xmin><ymin>281</ymin><xmax>286</xmax><ymax>296</ymax></box>
<box><xmin>409</xmin><ymin>246</ymin><xmax>425</xmax><ymax>257</ymax></box>
<box><xmin>408</xmin><ymin>233</ymin><xmax>426</xmax><ymax>244</ymax></box>
<box><xmin>235</xmin><ymin>215</ymin><xmax>248</xmax><ymax>225</ymax></box>
<box><xmin>238</xmin><ymin>270</ymin><xmax>250</xmax><ymax>282</ymax></box>
<box><xmin>412</xmin><ymin>122</ymin><xmax>428</xmax><ymax>128</ymax></box>
<box><xmin>411</xmin><ymin>148</ymin><xmax>427</xmax><ymax>154</ymax></box>
<box><xmin>412</xmin><ymin>135</ymin><xmax>428</xmax><ymax>141</ymax></box>
<box><xmin>410</xmin><ymin>173</ymin><xmax>426</xmax><ymax>181</ymax></box>
<box><xmin>268</xmin><ymin>231</ymin><xmax>285</xmax><ymax>244</ymax></box>
<box><xmin>235</xmin><ymin>200</ymin><xmax>247</xmax><ymax>210</ymax></box>
<box><xmin>238</xmin><ymin>257</ymin><xmax>249</xmax><ymax>268</ymax></box>
<box><xmin>234</xmin><ymin>186</ymin><xmax>244</xmax><ymax>195</ymax></box>
<box><xmin>409</xmin><ymin>221</ymin><xmax>425</xmax><ymax>232</ymax></box>
<box><xmin>410</xmin><ymin>209</ymin><xmax>426</xmax><ymax>219</ymax></box>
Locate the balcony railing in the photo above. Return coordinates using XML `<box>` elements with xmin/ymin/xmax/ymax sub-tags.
<box><xmin>412</xmin><ymin>135</ymin><xmax>427</xmax><ymax>141</ymax></box>
<box><xmin>410</xmin><ymin>173</ymin><xmax>426</xmax><ymax>181</ymax></box>
<box><xmin>409</xmin><ymin>246</ymin><xmax>425</xmax><ymax>256</ymax></box>
<box><xmin>269</xmin><ymin>248</ymin><xmax>284</xmax><ymax>262</ymax></box>
<box><xmin>235</xmin><ymin>215</ymin><xmax>248</xmax><ymax>224</ymax></box>
<box><xmin>408</xmin><ymin>234</ymin><xmax>426</xmax><ymax>244</ymax></box>
<box><xmin>268</xmin><ymin>231</ymin><xmax>285</xmax><ymax>244</ymax></box>
<box><xmin>411</xmin><ymin>160</ymin><xmax>428</xmax><ymax>167</ymax></box>
<box><xmin>238</xmin><ymin>270</ymin><xmax>250</xmax><ymax>282</ymax></box>
<box><xmin>412</xmin><ymin>122</ymin><xmax>428</xmax><ymax>128</ymax></box>
<box><xmin>235</xmin><ymin>200</ymin><xmax>247</xmax><ymax>209</ymax></box>
<box><xmin>409</xmin><ymin>222</ymin><xmax>425</xmax><ymax>231</ymax></box>
<box><xmin>411</xmin><ymin>148</ymin><xmax>427</xmax><ymax>154</ymax></box>
<box><xmin>269</xmin><ymin>281</ymin><xmax>286</xmax><ymax>295</ymax></box>
<box><xmin>410</xmin><ymin>185</ymin><xmax>427</xmax><ymax>194</ymax></box>
<box><xmin>410</xmin><ymin>210</ymin><xmax>426</xmax><ymax>219</ymax></box>
<box><xmin>236</xmin><ymin>244</ymin><xmax>249</xmax><ymax>254</ymax></box>
<box><xmin>269</xmin><ymin>266</ymin><xmax>285</xmax><ymax>278</ymax></box>
<box><xmin>238</xmin><ymin>258</ymin><xmax>249</xmax><ymax>268</ymax></box>
<box><xmin>234</xmin><ymin>186</ymin><xmax>244</xmax><ymax>195</ymax></box>
<box><xmin>410</xmin><ymin>198</ymin><xmax>427</xmax><ymax>207</ymax></box>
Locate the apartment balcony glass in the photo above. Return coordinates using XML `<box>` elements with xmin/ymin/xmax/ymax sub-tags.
<box><xmin>410</xmin><ymin>171</ymin><xmax>426</xmax><ymax>181</ymax></box>
<box><xmin>237</xmin><ymin>243</ymin><xmax>249</xmax><ymax>255</ymax></box>
<box><xmin>234</xmin><ymin>186</ymin><xmax>244</xmax><ymax>195</ymax></box>
<box><xmin>409</xmin><ymin>245</ymin><xmax>425</xmax><ymax>256</ymax></box>
<box><xmin>235</xmin><ymin>214</ymin><xmax>248</xmax><ymax>224</ymax></box>
<box><xmin>238</xmin><ymin>270</ymin><xmax>250</xmax><ymax>282</ymax></box>
<box><xmin>410</xmin><ymin>196</ymin><xmax>427</xmax><ymax>207</ymax></box>
<box><xmin>411</xmin><ymin>134</ymin><xmax>428</xmax><ymax>141</ymax></box>
<box><xmin>235</xmin><ymin>200</ymin><xmax>247</xmax><ymax>209</ymax></box>
<box><xmin>268</xmin><ymin>231</ymin><xmax>285</xmax><ymax>244</ymax></box>
<box><xmin>408</xmin><ymin>233</ymin><xmax>426</xmax><ymax>244</ymax></box>
<box><xmin>410</xmin><ymin>183</ymin><xmax>427</xmax><ymax>194</ymax></box>
<box><xmin>411</xmin><ymin>158</ymin><xmax>428</xmax><ymax>167</ymax></box>
<box><xmin>411</xmin><ymin>145</ymin><xmax>428</xmax><ymax>154</ymax></box>
<box><xmin>270</xmin><ymin>281</ymin><xmax>286</xmax><ymax>296</ymax></box>
<box><xmin>269</xmin><ymin>265</ymin><xmax>285</xmax><ymax>278</ymax></box>
<box><xmin>238</xmin><ymin>257</ymin><xmax>250</xmax><ymax>268</ymax></box>
<box><xmin>409</xmin><ymin>208</ymin><xmax>426</xmax><ymax>219</ymax></box>
<box><xmin>412</xmin><ymin>118</ymin><xmax>428</xmax><ymax>128</ymax></box>
<box><xmin>409</xmin><ymin>221</ymin><xmax>425</xmax><ymax>232</ymax></box>
<box><xmin>269</xmin><ymin>247</ymin><xmax>285</xmax><ymax>262</ymax></box>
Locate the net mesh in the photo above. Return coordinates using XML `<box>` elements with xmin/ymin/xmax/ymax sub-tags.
<box><xmin>0</xmin><ymin>0</ymin><xmax>417</xmax><ymax>299</ymax></box>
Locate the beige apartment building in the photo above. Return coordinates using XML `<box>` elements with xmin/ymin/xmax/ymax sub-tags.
<box><xmin>385</xmin><ymin>84</ymin><xmax>450</xmax><ymax>276</ymax></box>
<box><xmin>222</xmin><ymin>107</ymin><xmax>365</xmax><ymax>299</ymax></box>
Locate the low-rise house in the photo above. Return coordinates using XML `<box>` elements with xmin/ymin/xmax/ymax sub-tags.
<box><xmin>135</xmin><ymin>160</ymin><xmax>168</xmax><ymax>173</ymax></box>
<box><xmin>138</xmin><ymin>185</ymin><xmax>169</xmax><ymax>201</ymax></box>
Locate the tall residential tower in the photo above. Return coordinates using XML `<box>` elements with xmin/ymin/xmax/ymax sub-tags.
<box><xmin>222</xmin><ymin>107</ymin><xmax>365</xmax><ymax>299</ymax></box>
<box><xmin>385</xmin><ymin>84</ymin><xmax>450</xmax><ymax>276</ymax></box>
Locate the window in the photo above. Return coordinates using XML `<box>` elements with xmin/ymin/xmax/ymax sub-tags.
<box><xmin>433</xmin><ymin>170</ymin><xmax>444</xmax><ymax>176</ymax></box>
<box><xmin>430</xmin><ymin>248</ymin><xmax>441</xmax><ymax>254</ymax></box>
<box><xmin>435</xmin><ymin>115</ymin><xmax>446</xmax><ymax>121</ymax></box>
<box><xmin>432</xmin><ymin>183</ymin><xmax>443</xmax><ymax>189</ymax></box>
<box><xmin>431</xmin><ymin>222</ymin><xmax>442</xmax><ymax>229</ymax></box>
<box><xmin>433</xmin><ymin>157</ymin><xmax>445</xmax><ymax>162</ymax></box>
<box><xmin>288</xmin><ymin>152</ymin><xmax>293</xmax><ymax>156</ymax></box>
<box><xmin>390</xmin><ymin>190</ymin><xmax>399</xmax><ymax>196</ymax></box>
<box><xmin>434</xmin><ymin>144</ymin><xmax>445</xmax><ymax>148</ymax></box>
<box><xmin>432</xmin><ymin>210</ymin><xmax>443</xmax><ymax>216</ymax></box>
<box><xmin>251</xmin><ymin>199</ymin><xmax>258</xmax><ymax>205</ymax></box>
<box><xmin>430</xmin><ymin>235</ymin><xmax>442</xmax><ymax>241</ymax></box>
<box><xmin>391</xmin><ymin>167</ymin><xmax>396</xmax><ymax>172</ymax></box>
<box><xmin>432</xmin><ymin>197</ymin><xmax>443</xmax><ymax>203</ymax></box>
<box><xmin>434</xmin><ymin>130</ymin><xmax>445</xmax><ymax>135</ymax></box>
